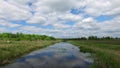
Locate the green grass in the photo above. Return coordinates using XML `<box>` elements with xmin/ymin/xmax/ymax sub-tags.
<box><xmin>0</xmin><ymin>40</ymin><xmax>58</xmax><ymax>66</ymax></box>
<box><xmin>68</xmin><ymin>40</ymin><xmax>120</xmax><ymax>68</ymax></box>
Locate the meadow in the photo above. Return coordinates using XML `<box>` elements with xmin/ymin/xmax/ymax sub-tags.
<box><xmin>69</xmin><ymin>40</ymin><xmax>120</xmax><ymax>68</ymax></box>
<box><xmin>0</xmin><ymin>40</ymin><xmax>58</xmax><ymax>66</ymax></box>
<box><xmin>0</xmin><ymin>33</ymin><xmax>120</xmax><ymax>68</ymax></box>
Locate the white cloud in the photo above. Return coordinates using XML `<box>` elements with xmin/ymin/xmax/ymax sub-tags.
<box><xmin>0</xmin><ymin>0</ymin><xmax>120</xmax><ymax>38</ymax></box>
<box><xmin>0</xmin><ymin>27</ymin><xmax>7</xmax><ymax>33</ymax></box>
<box><xmin>27</xmin><ymin>15</ymin><xmax>47</xmax><ymax>24</ymax></box>
<box><xmin>0</xmin><ymin>20</ymin><xmax>21</xmax><ymax>28</ymax></box>
<box><xmin>82</xmin><ymin>18</ymin><xmax>94</xmax><ymax>23</ymax></box>
<box><xmin>53</xmin><ymin>23</ymin><xmax>71</xmax><ymax>29</ymax></box>
<box><xmin>100</xmin><ymin>16</ymin><xmax>120</xmax><ymax>32</ymax></box>
<box><xmin>0</xmin><ymin>0</ymin><xmax>32</xmax><ymax>21</ymax></box>
<box><xmin>34</xmin><ymin>0</ymin><xmax>77</xmax><ymax>13</ymax></box>
<box><xmin>20</xmin><ymin>26</ymin><xmax>42</xmax><ymax>32</ymax></box>
<box><xmin>84</xmin><ymin>0</ymin><xmax>120</xmax><ymax>16</ymax></box>
<box><xmin>58</xmin><ymin>13</ymin><xmax>83</xmax><ymax>22</ymax></box>
<box><xmin>26</xmin><ymin>0</ymin><xmax>83</xmax><ymax>26</ymax></box>
<box><xmin>73</xmin><ymin>17</ymin><xmax>98</xmax><ymax>30</ymax></box>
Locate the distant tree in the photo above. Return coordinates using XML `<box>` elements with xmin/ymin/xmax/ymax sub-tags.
<box><xmin>80</xmin><ymin>37</ymin><xmax>87</xmax><ymax>40</ymax></box>
<box><xmin>103</xmin><ymin>36</ymin><xmax>112</xmax><ymax>40</ymax></box>
<box><xmin>0</xmin><ymin>33</ymin><xmax>56</xmax><ymax>41</ymax></box>
<box><xmin>88</xmin><ymin>36</ymin><xmax>98</xmax><ymax>40</ymax></box>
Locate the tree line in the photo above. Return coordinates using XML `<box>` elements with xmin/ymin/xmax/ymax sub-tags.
<box><xmin>62</xmin><ymin>36</ymin><xmax>120</xmax><ymax>40</ymax></box>
<box><xmin>0</xmin><ymin>33</ymin><xmax>56</xmax><ymax>41</ymax></box>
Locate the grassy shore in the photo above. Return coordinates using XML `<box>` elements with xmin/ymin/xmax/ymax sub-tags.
<box><xmin>0</xmin><ymin>40</ymin><xmax>58</xmax><ymax>66</ymax></box>
<box><xmin>69</xmin><ymin>40</ymin><xmax>120</xmax><ymax>68</ymax></box>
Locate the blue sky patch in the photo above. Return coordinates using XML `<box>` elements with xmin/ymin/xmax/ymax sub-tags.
<box><xmin>83</xmin><ymin>14</ymin><xmax>91</xmax><ymax>18</ymax></box>
<box><xmin>41</xmin><ymin>25</ymin><xmax>54</xmax><ymax>29</ymax></box>
<box><xmin>71</xmin><ymin>8</ymin><xmax>84</xmax><ymax>15</ymax></box>
<box><xmin>95</xmin><ymin>15</ymin><xmax>114</xmax><ymax>22</ymax></box>
<box><xmin>64</xmin><ymin>21</ymin><xmax>75</xmax><ymax>26</ymax></box>
<box><xmin>0</xmin><ymin>0</ymin><xmax>119</xmax><ymax>38</ymax></box>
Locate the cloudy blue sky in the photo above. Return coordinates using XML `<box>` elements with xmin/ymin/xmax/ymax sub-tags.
<box><xmin>0</xmin><ymin>0</ymin><xmax>120</xmax><ymax>38</ymax></box>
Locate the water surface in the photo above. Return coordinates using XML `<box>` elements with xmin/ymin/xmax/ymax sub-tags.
<box><xmin>3</xmin><ymin>42</ymin><xmax>93</xmax><ymax>68</ymax></box>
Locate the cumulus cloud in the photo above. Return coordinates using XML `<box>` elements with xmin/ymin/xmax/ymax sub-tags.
<box><xmin>84</xmin><ymin>0</ymin><xmax>120</xmax><ymax>16</ymax></box>
<box><xmin>27</xmin><ymin>15</ymin><xmax>47</xmax><ymax>24</ymax></box>
<box><xmin>0</xmin><ymin>27</ymin><xmax>7</xmax><ymax>33</ymax></box>
<box><xmin>53</xmin><ymin>23</ymin><xmax>71</xmax><ymax>29</ymax></box>
<box><xmin>20</xmin><ymin>26</ymin><xmax>42</xmax><ymax>32</ymax></box>
<box><xmin>0</xmin><ymin>0</ymin><xmax>119</xmax><ymax>38</ymax></box>
<box><xmin>34</xmin><ymin>0</ymin><xmax>77</xmax><ymax>13</ymax></box>
<box><xmin>0</xmin><ymin>0</ymin><xmax>32</xmax><ymax>21</ymax></box>
<box><xmin>58</xmin><ymin>13</ymin><xmax>83</xmax><ymax>22</ymax></box>
<box><xmin>0</xmin><ymin>20</ymin><xmax>21</xmax><ymax>28</ymax></box>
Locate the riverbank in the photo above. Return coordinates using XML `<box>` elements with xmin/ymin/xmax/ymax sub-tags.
<box><xmin>0</xmin><ymin>40</ymin><xmax>59</xmax><ymax>66</ymax></box>
<box><xmin>69</xmin><ymin>40</ymin><xmax>120</xmax><ymax>68</ymax></box>
<box><xmin>2</xmin><ymin>42</ymin><xmax>93</xmax><ymax>68</ymax></box>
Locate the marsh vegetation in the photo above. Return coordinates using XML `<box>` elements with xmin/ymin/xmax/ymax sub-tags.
<box><xmin>0</xmin><ymin>33</ymin><xmax>57</xmax><ymax>66</ymax></box>
<box><xmin>0</xmin><ymin>40</ymin><xmax>58</xmax><ymax>66</ymax></box>
<box><xmin>0</xmin><ymin>33</ymin><xmax>120</xmax><ymax>68</ymax></box>
<box><xmin>69</xmin><ymin>40</ymin><xmax>120</xmax><ymax>68</ymax></box>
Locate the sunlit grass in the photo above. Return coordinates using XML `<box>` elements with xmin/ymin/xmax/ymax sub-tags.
<box><xmin>69</xmin><ymin>40</ymin><xmax>120</xmax><ymax>68</ymax></box>
<box><xmin>0</xmin><ymin>40</ymin><xmax>58</xmax><ymax>66</ymax></box>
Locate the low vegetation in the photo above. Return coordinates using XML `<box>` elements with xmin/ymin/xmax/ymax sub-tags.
<box><xmin>69</xmin><ymin>40</ymin><xmax>120</xmax><ymax>68</ymax></box>
<box><xmin>0</xmin><ymin>33</ymin><xmax>120</xmax><ymax>68</ymax></box>
<box><xmin>0</xmin><ymin>40</ymin><xmax>58</xmax><ymax>66</ymax></box>
<box><xmin>64</xmin><ymin>36</ymin><xmax>120</xmax><ymax>40</ymax></box>
<box><xmin>0</xmin><ymin>33</ymin><xmax>58</xmax><ymax>66</ymax></box>
<box><xmin>0</xmin><ymin>33</ymin><xmax>56</xmax><ymax>41</ymax></box>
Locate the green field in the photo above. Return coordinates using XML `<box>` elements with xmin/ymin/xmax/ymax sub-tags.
<box><xmin>69</xmin><ymin>40</ymin><xmax>120</xmax><ymax>68</ymax></box>
<box><xmin>0</xmin><ymin>39</ymin><xmax>120</xmax><ymax>68</ymax></box>
<box><xmin>0</xmin><ymin>40</ymin><xmax>58</xmax><ymax>66</ymax></box>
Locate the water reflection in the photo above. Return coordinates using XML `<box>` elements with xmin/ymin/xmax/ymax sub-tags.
<box><xmin>3</xmin><ymin>42</ymin><xmax>93</xmax><ymax>68</ymax></box>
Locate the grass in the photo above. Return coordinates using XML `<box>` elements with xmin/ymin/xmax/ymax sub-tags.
<box><xmin>0</xmin><ymin>40</ymin><xmax>58</xmax><ymax>66</ymax></box>
<box><xmin>68</xmin><ymin>40</ymin><xmax>120</xmax><ymax>68</ymax></box>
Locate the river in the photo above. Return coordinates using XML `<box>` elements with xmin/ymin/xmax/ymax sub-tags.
<box><xmin>3</xmin><ymin>42</ymin><xmax>93</xmax><ymax>68</ymax></box>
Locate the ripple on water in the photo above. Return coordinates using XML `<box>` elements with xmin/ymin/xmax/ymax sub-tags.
<box><xmin>3</xmin><ymin>42</ymin><xmax>93</xmax><ymax>68</ymax></box>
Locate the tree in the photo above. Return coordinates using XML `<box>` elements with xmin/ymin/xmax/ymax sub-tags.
<box><xmin>0</xmin><ymin>33</ymin><xmax>56</xmax><ymax>41</ymax></box>
<box><xmin>88</xmin><ymin>36</ymin><xmax>98</xmax><ymax>40</ymax></box>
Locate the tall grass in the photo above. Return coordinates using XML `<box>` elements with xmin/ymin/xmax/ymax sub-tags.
<box><xmin>69</xmin><ymin>40</ymin><xmax>120</xmax><ymax>68</ymax></box>
<box><xmin>0</xmin><ymin>40</ymin><xmax>58</xmax><ymax>66</ymax></box>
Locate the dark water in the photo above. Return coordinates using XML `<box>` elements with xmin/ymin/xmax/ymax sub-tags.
<box><xmin>3</xmin><ymin>42</ymin><xmax>93</xmax><ymax>68</ymax></box>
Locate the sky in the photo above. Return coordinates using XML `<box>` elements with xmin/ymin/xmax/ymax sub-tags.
<box><xmin>0</xmin><ymin>0</ymin><xmax>120</xmax><ymax>38</ymax></box>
